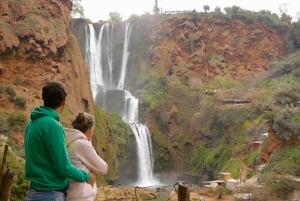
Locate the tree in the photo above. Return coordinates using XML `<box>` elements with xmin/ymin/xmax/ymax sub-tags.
<box><xmin>296</xmin><ymin>11</ymin><xmax>300</xmax><ymax>22</ymax></box>
<box><xmin>279</xmin><ymin>3</ymin><xmax>288</xmax><ymax>16</ymax></box>
<box><xmin>153</xmin><ymin>0</ymin><xmax>160</xmax><ymax>15</ymax></box>
<box><xmin>280</xmin><ymin>13</ymin><xmax>292</xmax><ymax>24</ymax></box>
<box><xmin>214</xmin><ymin>6</ymin><xmax>221</xmax><ymax>15</ymax></box>
<box><xmin>71</xmin><ymin>0</ymin><xmax>84</xmax><ymax>18</ymax></box>
<box><xmin>203</xmin><ymin>5</ymin><xmax>210</xmax><ymax>13</ymax></box>
<box><xmin>109</xmin><ymin>12</ymin><xmax>122</xmax><ymax>23</ymax></box>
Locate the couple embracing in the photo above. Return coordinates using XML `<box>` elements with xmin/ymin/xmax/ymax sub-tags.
<box><xmin>24</xmin><ymin>80</ymin><xmax>108</xmax><ymax>201</ymax></box>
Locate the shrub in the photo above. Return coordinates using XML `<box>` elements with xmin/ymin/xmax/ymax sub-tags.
<box><xmin>8</xmin><ymin>95</ymin><xmax>15</xmax><ymax>103</ymax></box>
<box><xmin>221</xmin><ymin>158</ymin><xmax>241</xmax><ymax>179</ymax></box>
<box><xmin>272</xmin><ymin>108</ymin><xmax>300</xmax><ymax>140</ymax></box>
<box><xmin>0</xmin><ymin>116</ymin><xmax>9</xmax><ymax>133</ymax></box>
<box><xmin>262</xmin><ymin>145</ymin><xmax>300</xmax><ymax>198</ymax></box>
<box><xmin>14</xmin><ymin>96</ymin><xmax>26</xmax><ymax>108</ymax></box>
<box><xmin>7</xmin><ymin>112</ymin><xmax>27</xmax><ymax>128</ymax></box>
<box><xmin>266</xmin><ymin>176</ymin><xmax>293</xmax><ymax>199</ymax></box>
<box><xmin>274</xmin><ymin>84</ymin><xmax>300</xmax><ymax>106</ymax></box>
<box><xmin>244</xmin><ymin>150</ymin><xmax>259</xmax><ymax>168</ymax></box>
<box><xmin>6</xmin><ymin>86</ymin><xmax>16</xmax><ymax>97</ymax></box>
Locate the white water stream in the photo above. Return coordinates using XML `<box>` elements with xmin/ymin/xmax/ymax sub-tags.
<box><xmin>85</xmin><ymin>22</ymin><xmax>159</xmax><ymax>186</ymax></box>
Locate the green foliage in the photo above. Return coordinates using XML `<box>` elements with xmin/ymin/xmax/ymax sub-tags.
<box><xmin>107</xmin><ymin>113</ymin><xmax>128</xmax><ymax>145</ymax></box>
<box><xmin>189</xmin><ymin>141</ymin><xmax>232</xmax><ymax>178</ymax></box>
<box><xmin>7</xmin><ymin>112</ymin><xmax>27</xmax><ymax>128</ymax></box>
<box><xmin>109</xmin><ymin>12</ymin><xmax>122</xmax><ymax>23</ymax></box>
<box><xmin>272</xmin><ymin>108</ymin><xmax>300</xmax><ymax>140</ymax></box>
<box><xmin>71</xmin><ymin>0</ymin><xmax>84</xmax><ymax>18</ymax></box>
<box><xmin>273</xmin><ymin>83</ymin><xmax>300</xmax><ymax>106</ymax></box>
<box><xmin>138</xmin><ymin>76</ymin><xmax>168</xmax><ymax>110</ymax></box>
<box><xmin>266</xmin><ymin>176</ymin><xmax>293</xmax><ymax>199</ymax></box>
<box><xmin>292</xmin><ymin>21</ymin><xmax>300</xmax><ymax>47</ymax></box>
<box><xmin>0</xmin><ymin>111</ymin><xmax>27</xmax><ymax>136</ymax></box>
<box><xmin>93</xmin><ymin>107</ymin><xmax>129</xmax><ymax>182</ymax></box>
<box><xmin>257</xmin><ymin>13</ymin><xmax>289</xmax><ymax>34</ymax></box>
<box><xmin>14</xmin><ymin>96</ymin><xmax>27</xmax><ymax>108</ymax></box>
<box><xmin>260</xmin><ymin>145</ymin><xmax>300</xmax><ymax>198</ymax></box>
<box><xmin>209</xmin><ymin>75</ymin><xmax>244</xmax><ymax>89</ymax></box>
<box><xmin>221</xmin><ymin>158</ymin><xmax>241</xmax><ymax>179</ymax></box>
<box><xmin>6</xmin><ymin>86</ymin><xmax>16</xmax><ymax>97</ymax></box>
<box><xmin>243</xmin><ymin>150</ymin><xmax>259</xmax><ymax>167</ymax></box>
<box><xmin>262</xmin><ymin>145</ymin><xmax>300</xmax><ymax>177</ymax></box>
<box><xmin>231</xmin><ymin>11</ymin><xmax>257</xmax><ymax>23</ymax></box>
<box><xmin>2</xmin><ymin>85</ymin><xmax>27</xmax><ymax>108</ymax></box>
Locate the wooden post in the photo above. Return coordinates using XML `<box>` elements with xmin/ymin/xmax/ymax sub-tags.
<box><xmin>177</xmin><ymin>181</ymin><xmax>190</xmax><ymax>201</ymax></box>
<box><xmin>0</xmin><ymin>144</ymin><xmax>14</xmax><ymax>201</ymax></box>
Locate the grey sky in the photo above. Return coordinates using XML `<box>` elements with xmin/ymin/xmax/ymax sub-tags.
<box><xmin>81</xmin><ymin>0</ymin><xmax>299</xmax><ymax>22</ymax></box>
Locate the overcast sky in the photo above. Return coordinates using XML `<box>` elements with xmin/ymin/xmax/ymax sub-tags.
<box><xmin>81</xmin><ymin>0</ymin><xmax>300</xmax><ymax>22</ymax></box>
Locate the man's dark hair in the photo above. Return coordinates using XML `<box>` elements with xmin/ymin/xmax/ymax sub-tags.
<box><xmin>42</xmin><ymin>80</ymin><xmax>67</xmax><ymax>109</ymax></box>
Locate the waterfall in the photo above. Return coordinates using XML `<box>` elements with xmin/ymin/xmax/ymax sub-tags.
<box><xmin>85</xmin><ymin>22</ymin><xmax>159</xmax><ymax>186</ymax></box>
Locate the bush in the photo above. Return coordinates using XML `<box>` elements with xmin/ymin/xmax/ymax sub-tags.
<box><xmin>274</xmin><ymin>84</ymin><xmax>300</xmax><ymax>106</ymax></box>
<box><xmin>6</xmin><ymin>86</ymin><xmax>16</xmax><ymax>97</ymax></box>
<box><xmin>272</xmin><ymin>108</ymin><xmax>300</xmax><ymax>140</ymax></box>
<box><xmin>14</xmin><ymin>96</ymin><xmax>26</xmax><ymax>108</ymax></box>
<box><xmin>262</xmin><ymin>145</ymin><xmax>300</xmax><ymax>198</ymax></box>
<box><xmin>266</xmin><ymin>176</ymin><xmax>293</xmax><ymax>199</ymax></box>
<box><xmin>7</xmin><ymin>112</ymin><xmax>27</xmax><ymax>128</ymax></box>
<box><xmin>221</xmin><ymin>158</ymin><xmax>241</xmax><ymax>179</ymax></box>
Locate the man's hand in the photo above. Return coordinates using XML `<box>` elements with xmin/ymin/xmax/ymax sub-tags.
<box><xmin>87</xmin><ymin>172</ymin><xmax>95</xmax><ymax>186</ymax></box>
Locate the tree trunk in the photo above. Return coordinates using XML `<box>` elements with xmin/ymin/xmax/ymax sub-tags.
<box><xmin>0</xmin><ymin>144</ymin><xmax>14</xmax><ymax>201</ymax></box>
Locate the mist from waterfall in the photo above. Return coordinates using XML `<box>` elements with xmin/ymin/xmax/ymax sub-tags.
<box><xmin>85</xmin><ymin>22</ymin><xmax>159</xmax><ymax>186</ymax></box>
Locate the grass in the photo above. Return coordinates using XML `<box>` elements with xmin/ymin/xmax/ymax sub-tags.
<box><xmin>221</xmin><ymin>158</ymin><xmax>241</xmax><ymax>179</ymax></box>
<box><xmin>261</xmin><ymin>145</ymin><xmax>300</xmax><ymax>198</ymax></box>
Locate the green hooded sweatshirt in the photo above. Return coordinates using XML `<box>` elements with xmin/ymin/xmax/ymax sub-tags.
<box><xmin>25</xmin><ymin>106</ymin><xmax>90</xmax><ymax>191</ymax></box>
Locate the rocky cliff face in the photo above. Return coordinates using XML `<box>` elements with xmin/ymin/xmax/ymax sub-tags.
<box><xmin>138</xmin><ymin>15</ymin><xmax>287</xmax><ymax>80</ymax></box>
<box><xmin>0</xmin><ymin>0</ymin><xmax>94</xmax><ymax>128</ymax></box>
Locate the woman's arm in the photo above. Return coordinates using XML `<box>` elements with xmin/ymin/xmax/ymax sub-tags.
<box><xmin>76</xmin><ymin>140</ymin><xmax>108</xmax><ymax>174</ymax></box>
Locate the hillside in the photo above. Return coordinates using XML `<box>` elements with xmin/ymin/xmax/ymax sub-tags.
<box><xmin>72</xmin><ymin>11</ymin><xmax>300</xmax><ymax>200</ymax></box>
<box><xmin>0</xmin><ymin>0</ymin><xmax>96</xmax><ymax>199</ymax></box>
<box><xmin>1</xmin><ymin>0</ymin><xmax>300</xmax><ymax>200</ymax></box>
<box><xmin>0</xmin><ymin>0</ymin><xmax>94</xmax><ymax>120</ymax></box>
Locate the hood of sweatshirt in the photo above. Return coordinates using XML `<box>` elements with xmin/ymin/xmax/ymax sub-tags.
<box><xmin>64</xmin><ymin>128</ymin><xmax>87</xmax><ymax>147</ymax></box>
<box><xmin>30</xmin><ymin>106</ymin><xmax>59</xmax><ymax>121</ymax></box>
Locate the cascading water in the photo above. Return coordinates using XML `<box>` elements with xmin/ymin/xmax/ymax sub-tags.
<box><xmin>85</xmin><ymin>22</ymin><xmax>159</xmax><ymax>186</ymax></box>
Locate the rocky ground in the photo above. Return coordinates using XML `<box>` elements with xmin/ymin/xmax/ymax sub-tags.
<box><xmin>96</xmin><ymin>185</ymin><xmax>235</xmax><ymax>201</ymax></box>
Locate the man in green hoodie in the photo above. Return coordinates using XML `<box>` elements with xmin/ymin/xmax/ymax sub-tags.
<box><xmin>25</xmin><ymin>80</ymin><xmax>94</xmax><ymax>201</ymax></box>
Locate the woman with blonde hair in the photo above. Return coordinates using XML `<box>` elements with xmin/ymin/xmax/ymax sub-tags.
<box><xmin>65</xmin><ymin>112</ymin><xmax>108</xmax><ymax>201</ymax></box>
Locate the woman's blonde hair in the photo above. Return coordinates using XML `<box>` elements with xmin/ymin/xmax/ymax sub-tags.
<box><xmin>72</xmin><ymin>112</ymin><xmax>94</xmax><ymax>133</ymax></box>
